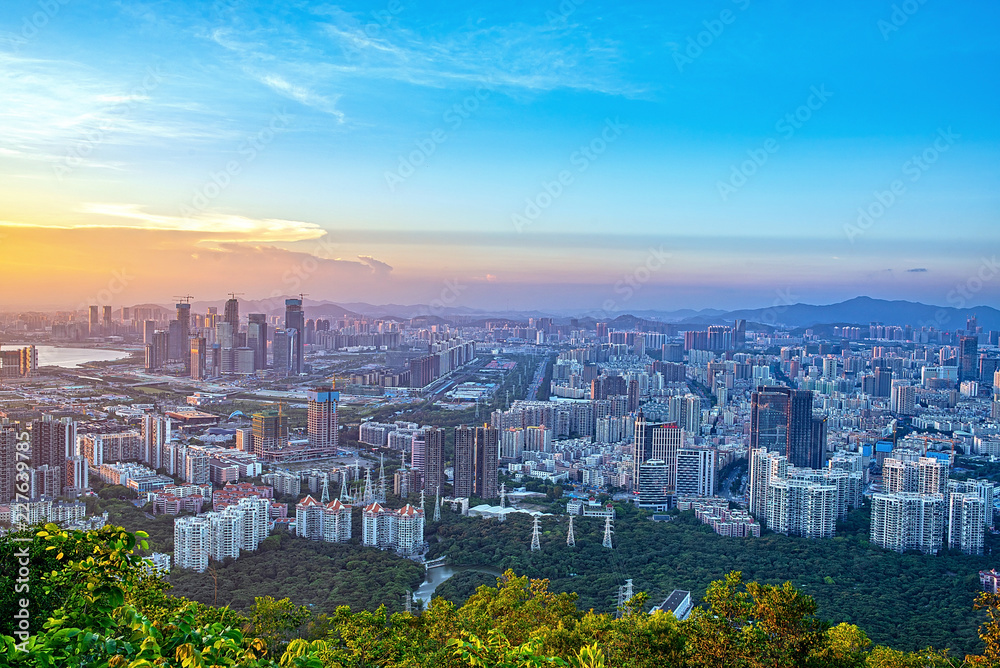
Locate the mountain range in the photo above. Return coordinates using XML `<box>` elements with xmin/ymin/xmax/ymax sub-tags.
<box><xmin>143</xmin><ymin>296</ymin><xmax>999</xmax><ymax>331</ymax></box>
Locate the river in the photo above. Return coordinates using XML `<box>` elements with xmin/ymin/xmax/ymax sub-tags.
<box><xmin>413</xmin><ymin>564</ymin><xmax>502</xmax><ymax>604</ymax></box>
<box><xmin>1</xmin><ymin>345</ymin><xmax>131</xmax><ymax>368</ymax></box>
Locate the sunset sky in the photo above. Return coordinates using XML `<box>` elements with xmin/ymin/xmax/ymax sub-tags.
<box><xmin>1</xmin><ymin>1</ymin><xmax>998</xmax><ymax>314</ymax></box>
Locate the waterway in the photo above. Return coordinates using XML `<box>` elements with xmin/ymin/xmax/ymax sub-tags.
<box><xmin>413</xmin><ymin>564</ymin><xmax>502</xmax><ymax>603</ymax></box>
<box><xmin>1</xmin><ymin>345</ymin><xmax>131</xmax><ymax>368</ymax></box>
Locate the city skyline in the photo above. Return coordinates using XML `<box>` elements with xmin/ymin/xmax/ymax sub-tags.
<box><xmin>2</xmin><ymin>1</ymin><xmax>999</xmax><ymax>311</ymax></box>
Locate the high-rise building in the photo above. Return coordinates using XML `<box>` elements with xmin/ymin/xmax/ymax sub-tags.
<box><xmin>190</xmin><ymin>336</ymin><xmax>207</xmax><ymax>380</ymax></box>
<box><xmin>252</xmin><ymin>410</ymin><xmax>289</xmax><ymax>459</ymax></box>
<box><xmin>247</xmin><ymin>314</ymin><xmax>268</xmax><ymax>370</ymax></box>
<box><xmin>874</xmin><ymin>367</ymin><xmax>892</xmax><ymax>398</ymax></box>
<box><xmin>30</xmin><ymin>416</ymin><xmax>75</xmax><ymax>495</ymax></box>
<box><xmin>176</xmin><ymin>302</ymin><xmax>192</xmax><ymax>373</ymax></box>
<box><xmin>141</xmin><ymin>415</ymin><xmax>171</xmax><ymax>470</ymax></box>
<box><xmin>285</xmin><ymin>298</ymin><xmax>305</xmax><ymax>375</ymax></box>
<box><xmin>676</xmin><ymin>448</ymin><xmax>716</xmax><ymax>498</ymax></box>
<box><xmin>423</xmin><ymin>427</ymin><xmax>445</xmax><ymax>494</ymax></box>
<box><xmin>102</xmin><ymin>305</ymin><xmax>112</xmax><ymax>329</ymax></box>
<box><xmin>766</xmin><ymin>477</ymin><xmax>836</xmax><ymax>539</ymax></box>
<box><xmin>960</xmin><ymin>335</ymin><xmax>980</xmax><ymax>382</ymax></box>
<box><xmin>1</xmin><ymin>425</ymin><xmax>19</xmax><ymax>503</ymax></box>
<box><xmin>174</xmin><ymin>515</ymin><xmax>211</xmax><ymax>572</ymax></box>
<box><xmin>890</xmin><ymin>381</ymin><xmax>916</xmax><ymax>416</ymax></box>
<box><xmin>749</xmin><ymin>448</ymin><xmax>788</xmax><ymax>523</ymax></box>
<box><xmin>474</xmin><ymin>425</ymin><xmax>499</xmax><ymax>500</ymax></box>
<box><xmin>306</xmin><ymin>388</ymin><xmax>339</xmax><ymax>451</ymax></box>
<box><xmin>633</xmin><ymin>416</ymin><xmax>684</xmax><ymax>498</ymax></box>
<box><xmin>750</xmin><ymin>386</ymin><xmax>819</xmax><ymax>469</ymax></box>
<box><xmin>272</xmin><ymin>329</ymin><xmax>292</xmax><ymax>375</ymax></box>
<box><xmin>883</xmin><ymin>457</ymin><xmax>946</xmax><ymax>496</ymax></box>
<box><xmin>453</xmin><ymin>426</ymin><xmax>474</xmax><ymax>498</ymax></box>
<box><xmin>88</xmin><ymin>305</ymin><xmax>100</xmax><ymax>336</ymax></box>
<box><xmin>143</xmin><ymin>320</ymin><xmax>156</xmax><ymax>346</ymax></box>
<box><xmin>870</xmin><ymin>492</ymin><xmax>944</xmax><ymax>555</ymax></box>
<box><xmin>295</xmin><ymin>495</ymin><xmax>352</xmax><ymax>543</ymax></box>
<box><xmin>637</xmin><ymin>459</ymin><xmax>670</xmax><ymax>509</ymax></box>
<box><xmin>948</xmin><ymin>492</ymin><xmax>985</xmax><ymax>555</ymax></box>
<box><xmin>224</xmin><ymin>296</ymin><xmax>239</xmax><ymax>334</ymax></box>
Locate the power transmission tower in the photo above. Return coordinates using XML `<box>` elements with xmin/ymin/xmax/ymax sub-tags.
<box><xmin>340</xmin><ymin>472</ymin><xmax>350</xmax><ymax>502</ymax></box>
<box><xmin>433</xmin><ymin>486</ymin><xmax>441</xmax><ymax>522</ymax></box>
<box><xmin>530</xmin><ymin>515</ymin><xmax>541</xmax><ymax>551</ymax></box>
<box><xmin>363</xmin><ymin>466</ymin><xmax>374</xmax><ymax>505</ymax></box>
<box><xmin>616</xmin><ymin>579</ymin><xmax>634</xmax><ymax>618</ymax></box>
<box><xmin>602</xmin><ymin>515</ymin><xmax>613</xmax><ymax>549</ymax></box>
<box><xmin>377</xmin><ymin>453</ymin><xmax>386</xmax><ymax>503</ymax></box>
<box><xmin>566</xmin><ymin>514</ymin><xmax>575</xmax><ymax>547</ymax></box>
<box><xmin>320</xmin><ymin>475</ymin><xmax>330</xmax><ymax>503</ymax></box>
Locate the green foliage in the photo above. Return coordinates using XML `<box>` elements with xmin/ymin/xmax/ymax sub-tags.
<box><xmin>429</xmin><ymin>502</ymin><xmax>995</xmax><ymax>655</ymax></box>
<box><xmin>3</xmin><ymin>525</ymin><xmax>1000</xmax><ymax>667</ymax></box>
<box><xmin>167</xmin><ymin>531</ymin><xmax>425</xmax><ymax>615</ymax></box>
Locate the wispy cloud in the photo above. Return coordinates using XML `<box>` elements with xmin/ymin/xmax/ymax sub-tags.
<box><xmin>0</xmin><ymin>53</ymin><xmax>231</xmax><ymax>170</ymax></box>
<box><xmin>50</xmin><ymin>203</ymin><xmax>329</xmax><ymax>243</ymax></box>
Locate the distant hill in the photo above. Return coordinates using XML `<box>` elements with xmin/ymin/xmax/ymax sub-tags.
<box><xmin>678</xmin><ymin>296</ymin><xmax>1000</xmax><ymax>330</ymax></box>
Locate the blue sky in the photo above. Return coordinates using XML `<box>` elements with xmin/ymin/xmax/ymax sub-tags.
<box><xmin>1</xmin><ymin>0</ymin><xmax>998</xmax><ymax>312</ymax></box>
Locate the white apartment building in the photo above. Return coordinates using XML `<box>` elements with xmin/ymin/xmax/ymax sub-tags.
<box><xmin>870</xmin><ymin>492</ymin><xmax>944</xmax><ymax>555</ymax></box>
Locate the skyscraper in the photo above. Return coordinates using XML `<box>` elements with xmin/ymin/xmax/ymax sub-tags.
<box><xmin>141</xmin><ymin>414</ymin><xmax>170</xmax><ymax>470</ymax></box>
<box><xmin>190</xmin><ymin>336</ymin><xmax>207</xmax><ymax>380</ymax></box>
<box><xmin>252</xmin><ymin>410</ymin><xmax>289</xmax><ymax>459</ymax></box>
<box><xmin>749</xmin><ymin>385</ymin><xmax>818</xmax><ymax>469</ymax></box>
<box><xmin>960</xmin><ymin>335</ymin><xmax>979</xmax><ymax>382</ymax></box>
<box><xmin>676</xmin><ymin>447</ymin><xmax>716</xmax><ymax>497</ymax></box>
<box><xmin>88</xmin><ymin>305</ymin><xmax>100</xmax><ymax>336</ymax></box>
<box><xmin>224</xmin><ymin>296</ymin><xmax>240</xmax><ymax>334</ymax></box>
<box><xmin>30</xmin><ymin>416</ymin><xmax>75</xmax><ymax>495</ymax></box>
<box><xmin>143</xmin><ymin>320</ymin><xmax>156</xmax><ymax>346</ymax></box>
<box><xmin>874</xmin><ymin>367</ymin><xmax>892</xmax><ymax>398</ymax></box>
<box><xmin>474</xmin><ymin>425</ymin><xmax>499</xmax><ymax>500</ymax></box>
<box><xmin>285</xmin><ymin>298</ymin><xmax>305</xmax><ymax>375</ymax></box>
<box><xmin>870</xmin><ymin>492</ymin><xmax>944</xmax><ymax>555</ymax></box>
<box><xmin>453</xmin><ymin>425</ymin><xmax>475</xmax><ymax>498</ymax></box>
<box><xmin>948</xmin><ymin>492</ymin><xmax>985</xmax><ymax>555</ymax></box>
<box><xmin>176</xmin><ymin>302</ymin><xmax>192</xmax><ymax>373</ymax></box>
<box><xmin>247</xmin><ymin>314</ymin><xmax>268</xmax><ymax>370</ymax></box>
<box><xmin>272</xmin><ymin>329</ymin><xmax>292</xmax><ymax>375</ymax></box>
<box><xmin>306</xmin><ymin>388</ymin><xmax>339</xmax><ymax>451</ymax></box>
<box><xmin>633</xmin><ymin>415</ymin><xmax>683</xmax><ymax>498</ymax></box>
<box><xmin>423</xmin><ymin>427</ymin><xmax>445</xmax><ymax>494</ymax></box>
